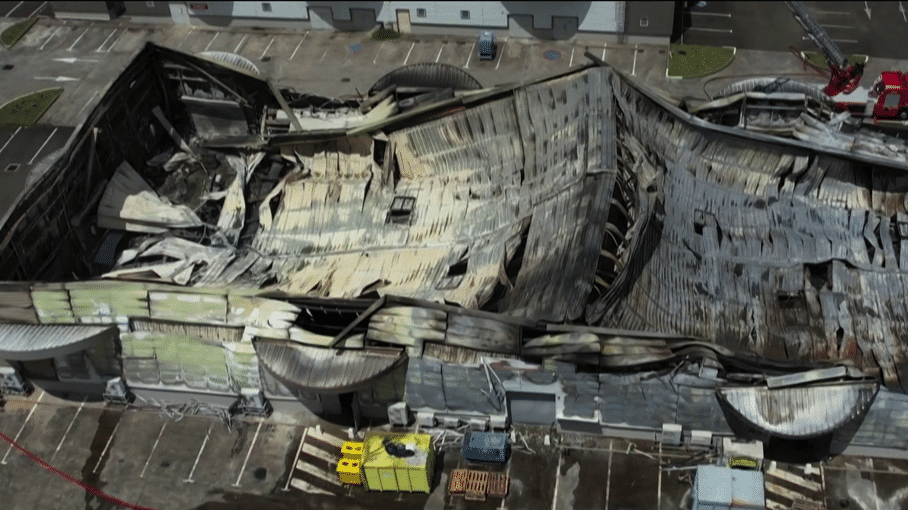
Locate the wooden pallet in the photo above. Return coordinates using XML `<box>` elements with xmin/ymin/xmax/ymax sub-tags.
<box><xmin>465</xmin><ymin>471</ymin><xmax>489</xmax><ymax>501</ymax></box>
<box><xmin>487</xmin><ymin>472</ymin><xmax>509</xmax><ymax>498</ymax></box>
<box><xmin>449</xmin><ymin>469</ymin><xmax>469</xmax><ymax>495</ymax></box>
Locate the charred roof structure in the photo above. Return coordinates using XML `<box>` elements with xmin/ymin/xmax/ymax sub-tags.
<box><xmin>2</xmin><ymin>43</ymin><xmax>908</xmax><ymax>461</ymax></box>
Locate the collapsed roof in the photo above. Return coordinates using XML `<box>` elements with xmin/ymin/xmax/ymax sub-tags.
<box><xmin>0</xmin><ymin>43</ymin><xmax>907</xmax><ymax>398</ymax></box>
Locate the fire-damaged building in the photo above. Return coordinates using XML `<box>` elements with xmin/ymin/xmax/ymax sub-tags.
<box><xmin>0</xmin><ymin>42</ymin><xmax>907</xmax><ymax>464</ymax></box>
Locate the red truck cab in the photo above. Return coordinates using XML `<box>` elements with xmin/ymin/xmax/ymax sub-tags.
<box><xmin>872</xmin><ymin>71</ymin><xmax>908</xmax><ymax>120</ymax></box>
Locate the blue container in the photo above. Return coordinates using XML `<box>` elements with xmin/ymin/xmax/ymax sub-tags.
<box><xmin>461</xmin><ymin>430</ymin><xmax>510</xmax><ymax>465</ymax></box>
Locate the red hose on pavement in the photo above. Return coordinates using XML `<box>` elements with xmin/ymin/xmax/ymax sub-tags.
<box><xmin>0</xmin><ymin>431</ymin><xmax>159</xmax><ymax>510</ymax></box>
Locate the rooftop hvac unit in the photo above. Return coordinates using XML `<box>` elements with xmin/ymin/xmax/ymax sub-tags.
<box><xmin>689</xmin><ymin>430</ymin><xmax>713</xmax><ymax>448</ymax></box>
<box><xmin>442</xmin><ymin>416</ymin><xmax>460</xmax><ymax>429</ymax></box>
<box><xmin>388</xmin><ymin>402</ymin><xmax>410</xmax><ymax>426</ymax></box>
<box><xmin>0</xmin><ymin>367</ymin><xmax>32</xmax><ymax>396</ymax></box>
<box><xmin>230</xmin><ymin>389</ymin><xmax>272</xmax><ymax>417</ymax></box>
<box><xmin>661</xmin><ymin>423</ymin><xmax>682</xmax><ymax>446</ymax></box>
<box><xmin>103</xmin><ymin>377</ymin><xmax>134</xmax><ymax>404</ymax></box>
<box><xmin>469</xmin><ymin>417</ymin><xmax>489</xmax><ymax>431</ymax></box>
<box><xmin>416</xmin><ymin>411</ymin><xmax>436</xmax><ymax>428</ymax></box>
<box><xmin>489</xmin><ymin>415</ymin><xmax>509</xmax><ymax>430</ymax></box>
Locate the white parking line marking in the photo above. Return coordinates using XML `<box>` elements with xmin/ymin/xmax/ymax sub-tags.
<box><xmin>39</xmin><ymin>27</ymin><xmax>61</xmax><ymax>50</ymax></box>
<box><xmin>569</xmin><ymin>47</ymin><xmax>575</xmax><ymax>66</ymax></box>
<box><xmin>105</xmin><ymin>28</ymin><xmax>125</xmax><ymax>52</ymax></box>
<box><xmin>261</xmin><ymin>35</ymin><xmax>274</xmax><ymax>59</ymax></box>
<box><xmin>901</xmin><ymin>1</ymin><xmax>908</xmax><ymax>22</ymax></box>
<box><xmin>691</xmin><ymin>11</ymin><xmax>731</xmax><ymax>17</ymax></box>
<box><xmin>67</xmin><ymin>28</ymin><xmax>87</xmax><ymax>51</ymax></box>
<box><xmin>602</xmin><ymin>42</ymin><xmax>607</xmax><ymax>61</ymax></box>
<box><xmin>0</xmin><ymin>126</ymin><xmax>22</xmax><ymax>157</ymax></box>
<box><xmin>234</xmin><ymin>34</ymin><xmax>247</xmax><ymax>53</ymax></box>
<box><xmin>290</xmin><ymin>31</ymin><xmax>308</xmax><ymax>60</ymax></box>
<box><xmin>632</xmin><ymin>44</ymin><xmax>638</xmax><ymax>76</ymax></box>
<box><xmin>550</xmin><ymin>449</ymin><xmax>562</xmax><ymax>510</ymax></box>
<box><xmin>232</xmin><ymin>421</ymin><xmax>263</xmax><ymax>487</ymax></box>
<box><xmin>29</xmin><ymin>127</ymin><xmax>58</xmax><ymax>165</ymax></box>
<box><xmin>657</xmin><ymin>443</ymin><xmax>662</xmax><ymax>510</ymax></box>
<box><xmin>92</xmin><ymin>419</ymin><xmax>121</xmax><ymax>473</ymax></box>
<box><xmin>495</xmin><ymin>38</ymin><xmax>506</xmax><ymax>69</ymax></box>
<box><xmin>815</xmin><ymin>10</ymin><xmax>850</xmax><ymax>15</ymax></box>
<box><xmin>688</xmin><ymin>27</ymin><xmax>733</xmax><ymax>33</ymax></box>
<box><xmin>604</xmin><ymin>440</ymin><xmax>612</xmax><ymax>510</ymax></box>
<box><xmin>1</xmin><ymin>392</ymin><xmax>44</xmax><ymax>464</ymax></box>
<box><xmin>140</xmin><ymin>422</ymin><xmax>167</xmax><ymax>478</ymax></box>
<box><xmin>281</xmin><ymin>428</ymin><xmax>309</xmax><ymax>491</ymax></box>
<box><xmin>184</xmin><ymin>423</ymin><xmax>212</xmax><ymax>483</ymax></box>
<box><xmin>77</xmin><ymin>92</ymin><xmax>97</xmax><ymax>116</ymax></box>
<box><xmin>464</xmin><ymin>42</ymin><xmax>475</xmax><ymax>69</ymax></box>
<box><xmin>4</xmin><ymin>1</ymin><xmax>24</xmax><ymax>17</ymax></box>
<box><xmin>373</xmin><ymin>41</ymin><xmax>385</xmax><ymax>64</ymax></box>
<box><xmin>820</xmin><ymin>24</ymin><xmax>854</xmax><ymax>29</ymax></box>
<box><xmin>319</xmin><ymin>48</ymin><xmax>328</xmax><ymax>62</ymax></box>
<box><xmin>95</xmin><ymin>29</ymin><xmax>116</xmax><ymax>52</ymax></box>
<box><xmin>28</xmin><ymin>1</ymin><xmax>47</xmax><ymax>18</ymax></box>
<box><xmin>51</xmin><ymin>397</ymin><xmax>85</xmax><ymax>462</ymax></box>
<box><xmin>435</xmin><ymin>43</ymin><xmax>444</xmax><ymax>63</ymax></box>
<box><xmin>204</xmin><ymin>32</ymin><xmax>218</xmax><ymax>51</ymax></box>
<box><xmin>402</xmin><ymin>41</ymin><xmax>415</xmax><ymax>65</ymax></box>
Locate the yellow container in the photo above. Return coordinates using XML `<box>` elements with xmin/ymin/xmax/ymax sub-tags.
<box><xmin>341</xmin><ymin>441</ymin><xmax>364</xmax><ymax>460</ymax></box>
<box><xmin>337</xmin><ymin>457</ymin><xmax>362</xmax><ymax>485</ymax></box>
<box><xmin>360</xmin><ymin>432</ymin><xmax>435</xmax><ymax>493</ymax></box>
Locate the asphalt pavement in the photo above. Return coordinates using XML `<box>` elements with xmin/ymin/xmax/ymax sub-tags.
<box><xmin>681</xmin><ymin>1</ymin><xmax>908</xmax><ymax>60</ymax></box>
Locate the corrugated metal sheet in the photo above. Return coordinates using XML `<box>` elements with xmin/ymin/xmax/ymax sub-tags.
<box><xmin>588</xmin><ymin>65</ymin><xmax>908</xmax><ymax>392</ymax></box>
<box><xmin>254</xmin><ymin>339</ymin><xmax>405</xmax><ymax>393</ymax></box>
<box><xmin>0</xmin><ymin>323</ymin><xmax>115</xmax><ymax>360</ymax></box>
<box><xmin>368</xmin><ymin>63</ymin><xmax>482</xmax><ymax>95</ymax></box>
<box><xmin>716</xmin><ymin>382</ymin><xmax>879</xmax><ymax>438</ymax></box>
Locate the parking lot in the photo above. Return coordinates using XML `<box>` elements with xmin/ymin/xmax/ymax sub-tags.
<box><xmin>0</xmin><ymin>17</ymin><xmax>655</xmax><ymax>121</ymax></box>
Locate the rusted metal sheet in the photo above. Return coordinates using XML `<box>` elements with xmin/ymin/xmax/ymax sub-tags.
<box><xmin>255</xmin><ymin>339</ymin><xmax>406</xmax><ymax>393</ymax></box>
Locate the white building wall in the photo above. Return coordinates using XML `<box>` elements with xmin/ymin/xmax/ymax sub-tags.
<box><xmin>383</xmin><ymin>2</ymin><xmax>620</xmax><ymax>32</ymax></box>
<box><xmin>187</xmin><ymin>1</ymin><xmax>310</xmax><ymax>19</ymax></box>
<box><xmin>183</xmin><ymin>1</ymin><xmax>622</xmax><ymax>35</ymax></box>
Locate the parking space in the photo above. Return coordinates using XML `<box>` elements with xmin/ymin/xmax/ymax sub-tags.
<box><xmin>234</xmin><ymin>423</ymin><xmax>297</xmax><ymax>493</ymax></box>
<box><xmin>189</xmin><ymin>418</ymin><xmax>263</xmax><ymax>487</ymax></box>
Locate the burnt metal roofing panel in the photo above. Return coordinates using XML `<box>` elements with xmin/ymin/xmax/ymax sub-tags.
<box><xmin>368</xmin><ymin>63</ymin><xmax>482</xmax><ymax>96</ymax></box>
<box><xmin>716</xmin><ymin>382</ymin><xmax>879</xmax><ymax>438</ymax></box>
<box><xmin>0</xmin><ymin>323</ymin><xmax>116</xmax><ymax>361</ymax></box>
<box><xmin>254</xmin><ymin>339</ymin><xmax>406</xmax><ymax>394</ymax></box>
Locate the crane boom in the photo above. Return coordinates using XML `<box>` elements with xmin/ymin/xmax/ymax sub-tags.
<box><xmin>784</xmin><ymin>1</ymin><xmax>847</xmax><ymax>69</ymax></box>
<box><xmin>785</xmin><ymin>1</ymin><xmax>863</xmax><ymax>97</ymax></box>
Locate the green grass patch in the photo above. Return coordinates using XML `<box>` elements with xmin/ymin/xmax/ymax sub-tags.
<box><xmin>803</xmin><ymin>51</ymin><xmax>868</xmax><ymax>70</ymax></box>
<box><xmin>0</xmin><ymin>88</ymin><xmax>63</xmax><ymax>128</ymax></box>
<box><xmin>667</xmin><ymin>44</ymin><xmax>735</xmax><ymax>79</ymax></box>
<box><xmin>371</xmin><ymin>27</ymin><xmax>401</xmax><ymax>41</ymax></box>
<box><xmin>1</xmin><ymin>18</ymin><xmax>38</xmax><ymax>48</ymax></box>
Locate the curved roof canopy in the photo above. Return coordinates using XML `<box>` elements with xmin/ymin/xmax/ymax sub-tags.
<box><xmin>369</xmin><ymin>63</ymin><xmax>482</xmax><ymax>95</ymax></box>
<box><xmin>254</xmin><ymin>338</ymin><xmax>406</xmax><ymax>394</ymax></box>
<box><xmin>716</xmin><ymin>382</ymin><xmax>879</xmax><ymax>438</ymax></box>
<box><xmin>0</xmin><ymin>324</ymin><xmax>117</xmax><ymax>361</ymax></box>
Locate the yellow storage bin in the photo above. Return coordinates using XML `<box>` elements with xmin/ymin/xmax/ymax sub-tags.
<box><xmin>360</xmin><ymin>432</ymin><xmax>435</xmax><ymax>493</ymax></box>
<box><xmin>341</xmin><ymin>441</ymin><xmax>364</xmax><ymax>460</ymax></box>
<box><xmin>337</xmin><ymin>457</ymin><xmax>362</xmax><ymax>485</ymax></box>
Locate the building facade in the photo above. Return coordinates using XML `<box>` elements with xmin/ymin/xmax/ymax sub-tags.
<box><xmin>43</xmin><ymin>2</ymin><xmax>676</xmax><ymax>44</ymax></box>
